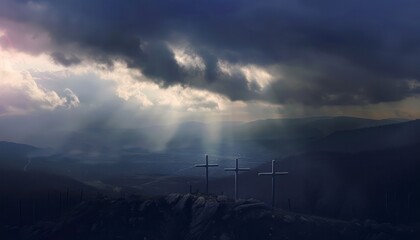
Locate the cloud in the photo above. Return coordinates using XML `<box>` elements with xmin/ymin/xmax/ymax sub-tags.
<box><xmin>1</xmin><ymin>0</ymin><xmax>420</xmax><ymax>106</ymax></box>
<box><xmin>0</xmin><ymin>17</ymin><xmax>51</xmax><ymax>55</ymax></box>
<box><xmin>51</xmin><ymin>52</ymin><xmax>82</xmax><ymax>67</ymax></box>
<box><xmin>63</xmin><ymin>88</ymin><xmax>80</xmax><ymax>108</ymax></box>
<box><xmin>0</xmin><ymin>65</ymin><xmax>80</xmax><ymax>116</ymax></box>
<box><xmin>107</xmin><ymin>63</ymin><xmax>223</xmax><ymax>111</ymax></box>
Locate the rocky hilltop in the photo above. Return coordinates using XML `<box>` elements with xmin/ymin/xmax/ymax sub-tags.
<box><xmin>9</xmin><ymin>194</ymin><xmax>419</xmax><ymax>240</ymax></box>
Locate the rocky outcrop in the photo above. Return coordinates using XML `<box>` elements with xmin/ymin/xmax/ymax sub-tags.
<box><xmin>13</xmin><ymin>194</ymin><xmax>420</xmax><ymax>240</ymax></box>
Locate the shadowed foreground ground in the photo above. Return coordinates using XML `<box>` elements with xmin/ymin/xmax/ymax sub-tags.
<box><xmin>2</xmin><ymin>193</ymin><xmax>419</xmax><ymax>240</ymax></box>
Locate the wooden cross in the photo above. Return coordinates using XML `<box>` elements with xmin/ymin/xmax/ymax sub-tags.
<box><xmin>224</xmin><ymin>158</ymin><xmax>250</xmax><ymax>201</ymax></box>
<box><xmin>258</xmin><ymin>160</ymin><xmax>288</xmax><ymax>207</ymax></box>
<box><xmin>195</xmin><ymin>154</ymin><xmax>218</xmax><ymax>194</ymax></box>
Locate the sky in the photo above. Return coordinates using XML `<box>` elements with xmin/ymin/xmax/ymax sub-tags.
<box><xmin>1</xmin><ymin>0</ymin><xmax>420</xmax><ymax>147</ymax></box>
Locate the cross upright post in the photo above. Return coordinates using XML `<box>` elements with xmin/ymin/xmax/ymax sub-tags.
<box><xmin>258</xmin><ymin>160</ymin><xmax>288</xmax><ymax>207</ymax></box>
<box><xmin>195</xmin><ymin>154</ymin><xmax>218</xmax><ymax>194</ymax></box>
<box><xmin>224</xmin><ymin>158</ymin><xmax>250</xmax><ymax>201</ymax></box>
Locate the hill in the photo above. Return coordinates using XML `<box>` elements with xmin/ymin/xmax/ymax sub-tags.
<box><xmin>311</xmin><ymin>119</ymin><xmax>420</xmax><ymax>152</ymax></box>
<box><xmin>0</xmin><ymin>141</ymin><xmax>41</xmax><ymax>170</ymax></box>
<box><xmin>0</xmin><ymin>169</ymin><xmax>96</xmax><ymax>227</ymax></box>
<box><xmin>8</xmin><ymin>193</ymin><xmax>418</xmax><ymax>240</ymax></box>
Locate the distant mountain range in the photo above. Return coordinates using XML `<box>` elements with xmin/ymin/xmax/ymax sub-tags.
<box><xmin>0</xmin><ymin>141</ymin><xmax>39</xmax><ymax>156</ymax></box>
<box><xmin>241</xmin><ymin>116</ymin><xmax>403</xmax><ymax>140</ymax></box>
<box><xmin>155</xmin><ymin>116</ymin><xmax>407</xmax><ymax>155</ymax></box>
<box><xmin>0</xmin><ymin>116</ymin><xmax>407</xmax><ymax>155</ymax></box>
<box><xmin>310</xmin><ymin>119</ymin><xmax>420</xmax><ymax>152</ymax></box>
<box><xmin>0</xmin><ymin>116</ymin><xmax>415</xmax><ymax>180</ymax></box>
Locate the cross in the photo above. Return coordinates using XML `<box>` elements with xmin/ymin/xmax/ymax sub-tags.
<box><xmin>258</xmin><ymin>160</ymin><xmax>288</xmax><ymax>207</ymax></box>
<box><xmin>224</xmin><ymin>158</ymin><xmax>250</xmax><ymax>201</ymax></box>
<box><xmin>195</xmin><ymin>154</ymin><xmax>218</xmax><ymax>194</ymax></box>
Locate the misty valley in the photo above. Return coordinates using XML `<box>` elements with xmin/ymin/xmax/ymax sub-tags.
<box><xmin>1</xmin><ymin>117</ymin><xmax>419</xmax><ymax>239</ymax></box>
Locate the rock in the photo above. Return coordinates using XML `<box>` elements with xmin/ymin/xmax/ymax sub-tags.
<box><xmin>233</xmin><ymin>202</ymin><xmax>269</xmax><ymax>212</ymax></box>
<box><xmin>165</xmin><ymin>193</ymin><xmax>182</xmax><ymax>205</ymax></box>
<box><xmin>187</xmin><ymin>198</ymin><xmax>220</xmax><ymax>240</ymax></box>
<box><xmin>299</xmin><ymin>215</ymin><xmax>314</xmax><ymax>223</ymax></box>
<box><xmin>193</xmin><ymin>196</ymin><xmax>207</xmax><ymax>208</ymax></box>
<box><xmin>139</xmin><ymin>200</ymin><xmax>157</xmax><ymax>213</ymax></box>
<box><xmin>174</xmin><ymin>194</ymin><xmax>194</xmax><ymax>213</ymax></box>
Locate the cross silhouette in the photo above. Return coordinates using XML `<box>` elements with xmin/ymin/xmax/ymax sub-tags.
<box><xmin>224</xmin><ymin>158</ymin><xmax>250</xmax><ymax>200</ymax></box>
<box><xmin>195</xmin><ymin>154</ymin><xmax>218</xmax><ymax>194</ymax></box>
<box><xmin>258</xmin><ymin>160</ymin><xmax>288</xmax><ymax>207</ymax></box>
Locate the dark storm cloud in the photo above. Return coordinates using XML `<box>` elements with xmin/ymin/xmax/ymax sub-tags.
<box><xmin>2</xmin><ymin>0</ymin><xmax>420</xmax><ymax>106</ymax></box>
<box><xmin>51</xmin><ymin>52</ymin><xmax>82</xmax><ymax>67</ymax></box>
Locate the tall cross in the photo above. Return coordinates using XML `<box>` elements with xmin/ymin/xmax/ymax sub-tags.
<box><xmin>195</xmin><ymin>154</ymin><xmax>218</xmax><ymax>194</ymax></box>
<box><xmin>258</xmin><ymin>160</ymin><xmax>288</xmax><ymax>207</ymax></box>
<box><xmin>224</xmin><ymin>158</ymin><xmax>250</xmax><ymax>201</ymax></box>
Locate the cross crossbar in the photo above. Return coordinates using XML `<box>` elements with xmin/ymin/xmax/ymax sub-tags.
<box><xmin>258</xmin><ymin>172</ymin><xmax>288</xmax><ymax>176</ymax></box>
<box><xmin>195</xmin><ymin>164</ymin><xmax>219</xmax><ymax>167</ymax></box>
